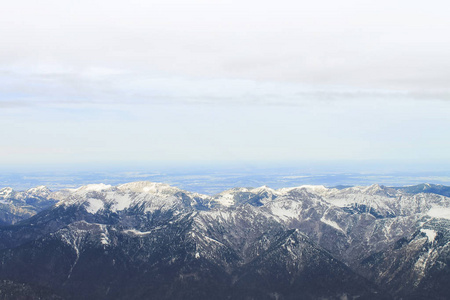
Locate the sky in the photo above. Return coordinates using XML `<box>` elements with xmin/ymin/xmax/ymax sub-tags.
<box><xmin>1</xmin><ymin>0</ymin><xmax>450</xmax><ymax>170</ymax></box>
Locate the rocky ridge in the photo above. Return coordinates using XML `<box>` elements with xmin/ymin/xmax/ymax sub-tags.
<box><xmin>1</xmin><ymin>182</ymin><xmax>450</xmax><ymax>299</ymax></box>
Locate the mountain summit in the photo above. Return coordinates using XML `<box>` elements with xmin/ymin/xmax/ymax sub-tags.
<box><xmin>1</xmin><ymin>181</ymin><xmax>450</xmax><ymax>299</ymax></box>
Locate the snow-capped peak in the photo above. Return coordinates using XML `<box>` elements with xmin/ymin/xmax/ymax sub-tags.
<box><xmin>0</xmin><ymin>187</ymin><xmax>13</xmax><ymax>198</ymax></box>
<box><xmin>298</xmin><ymin>185</ymin><xmax>328</xmax><ymax>193</ymax></box>
<box><xmin>250</xmin><ymin>185</ymin><xmax>277</xmax><ymax>194</ymax></box>
<box><xmin>364</xmin><ymin>183</ymin><xmax>383</xmax><ymax>191</ymax></box>
<box><xmin>27</xmin><ymin>185</ymin><xmax>51</xmax><ymax>195</ymax></box>
<box><xmin>277</xmin><ymin>185</ymin><xmax>328</xmax><ymax>195</ymax></box>
<box><xmin>338</xmin><ymin>184</ymin><xmax>388</xmax><ymax>195</ymax></box>
<box><xmin>75</xmin><ymin>183</ymin><xmax>112</xmax><ymax>193</ymax></box>
<box><xmin>117</xmin><ymin>181</ymin><xmax>181</xmax><ymax>195</ymax></box>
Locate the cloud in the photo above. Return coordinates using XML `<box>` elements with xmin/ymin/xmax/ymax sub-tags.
<box><xmin>0</xmin><ymin>101</ymin><xmax>28</xmax><ymax>108</ymax></box>
<box><xmin>1</xmin><ymin>0</ymin><xmax>449</xmax><ymax>92</ymax></box>
<box><xmin>1</xmin><ymin>63</ymin><xmax>450</xmax><ymax>112</ymax></box>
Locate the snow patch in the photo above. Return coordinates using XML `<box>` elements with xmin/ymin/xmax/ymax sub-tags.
<box><xmin>123</xmin><ymin>229</ymin><xmax>154</xmax><ymax>236</ymax></box>
<box><xmin>203</xmin><ymin>210</ymin><xmax>231</xmax><ymax>222</ymax></box>
<box><xmin>270</xmin><ymin>205</ymin><xmax>299</xmax><ymax>221</ymax></box>
<box><xmin>427</xmin><ymin>206</ymin><xmax>450</xmax><ymax>220</ymax></box>
<box><xmin>320</xmin><ymin>217</ymin><xmax>346</xmax><ymax>234</ymax></box>
<box><xmin>100</xmin><ymin>233</ymin><xmax>109</xmax><ymax>245</ymax></box>
<box><xmin>106</xmin><ymin>193</ymin><xmax>133</xmax><ymax>211</ymax></box>
<box><xmin>0</xmin><ymin>187</ymin><xmax>13</xmax><ymax>197</ymax></box>
<box><xmin>326</xmin><ymin>198</ymin><xmax>352</xmax><ymax>207</ymax></box>
<box><xmin>420</xmin><ymin>229</ymin><xmax>437</xmax><ymax>242</ymax></box>
<box><xmin>99</xmin><ymin>224</ymin><xmax>110</xmax><ymax>245</ymax></box>
<box><xmin>85</xmin><ymin>198</ymin><xmax>104</xmax><ymax>214</ymax></box>
<box><xmin>214</xmin><ymin>194</ymin><xmax>235</xmax><ymax>207</ymax></box>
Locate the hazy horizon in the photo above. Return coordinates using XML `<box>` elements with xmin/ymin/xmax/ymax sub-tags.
<box><xmin>2</xmin><ymin>160</ymin><xmax>450</xmax><ymax>194</ymax></box>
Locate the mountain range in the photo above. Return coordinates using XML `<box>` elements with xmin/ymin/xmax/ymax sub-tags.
<box><xmin>1</xmin><ymin>182</ymin><xmax>450</xmax><ymax>299</ymax></box>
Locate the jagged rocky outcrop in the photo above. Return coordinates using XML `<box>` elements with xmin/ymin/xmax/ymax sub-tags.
<box><xmin>0</xmin><ymin>181</ymin><xmax>450</xmax><ymax>299</ymax></box>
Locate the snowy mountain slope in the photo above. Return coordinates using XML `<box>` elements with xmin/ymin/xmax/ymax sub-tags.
<box><xmin>0</xmin><ymin>209</ymin><xmax>381</xmax><ymax>300</ymax></box>
<box><xmin>1</xmin><ymin>181</ymin><xmax>450</xmax><ymax>299</ymax></box>
<box><xmin>359</xmin><ymin>217</ymin><xmax>450</xmax><ymax>299</ymax></box>
<box><xmin>232</xmin><ymin>229</ymin><xmax>389</xmax><ymax>300</ymax></box>
<box><xmin>0</xmin><ymin>186</ymin><xmax>57</xmax><ymax>225</ymax></box>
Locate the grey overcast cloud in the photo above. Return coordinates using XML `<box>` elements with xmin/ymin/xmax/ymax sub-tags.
<box><xmin>1</xmin><ymin>0</ymin><xmax>449</xmax><ymax>167</ymax></box>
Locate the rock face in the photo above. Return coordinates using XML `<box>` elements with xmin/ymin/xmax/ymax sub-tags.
<box><xmin>1</xmin><ymin>182</ymin><xmax>450</xmax><ymax>299</ymax></box>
